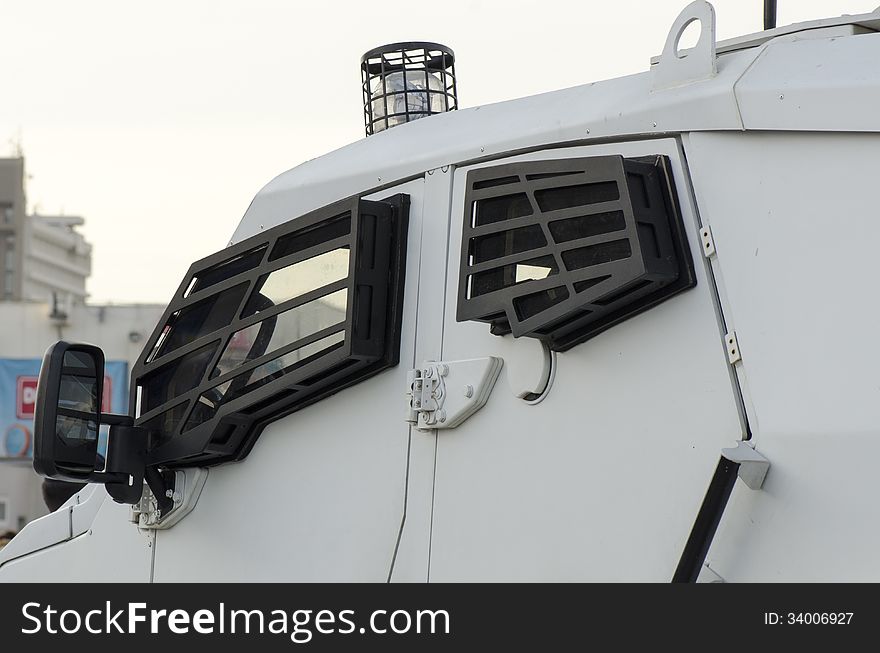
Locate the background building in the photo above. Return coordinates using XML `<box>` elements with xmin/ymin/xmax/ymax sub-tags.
<box><xmin>0</xmin><ymin>158</ymin><xmax>26</xmax><ymax>301</ymax></box>
<box><xmin>0</xmin><ymin>157</ymin><xmax>91</xmax><ymax>306</ymax></box>
<box><xmin>0</xmin><ymin>156</ymin><xmax>165</xmax><ymax>536</ymax></box>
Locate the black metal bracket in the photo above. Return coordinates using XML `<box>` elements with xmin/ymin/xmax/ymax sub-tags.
<box><xmin>103</xmin><ymin>424</ymin><xmax>147</xmax><ymax>505</ymax></box>
<box><xmin>457</xmin><ymin>155</ymin><xmax>695</xmax><ymax>351</ymax></box>
<box><xmin>764</xmin><ymin>0</ymin><xmax>777</xmax><ymax>30</ymax></box>
<box><xmin>672</xmin><ymin>456</ymin><xmax>740</xmax><ymax>583</ymax></box>
<box><xmin>102</xmin><ymin>423</ymin><xmax>174</xmax><ymax>514</ymax></box>
<box><xmin>144</xmin><ymin>466</ymin><xmax>175</xmax><ymax>517</ymax></box>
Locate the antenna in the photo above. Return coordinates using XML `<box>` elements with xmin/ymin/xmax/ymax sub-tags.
<box><xmin>764</xmin><ymin>0</ymin><xmax>777</xmax><ymax>29</ymax></box>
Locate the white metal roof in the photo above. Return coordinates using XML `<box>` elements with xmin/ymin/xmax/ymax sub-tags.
<box><xmin>234</xmin><ymin>8</ymin><xmax>880</xmax><ymax>243</ymax></box>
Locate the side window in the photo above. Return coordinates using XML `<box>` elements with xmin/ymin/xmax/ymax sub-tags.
<box><xmin>132</xmin><ymin>194</ymin><xmax>409</xmax><ymax>466</ymax></box>
<box><xmin>456</xmin><ymin>155</ymin><xmax>695</xmax><ymax>350</ymax></box>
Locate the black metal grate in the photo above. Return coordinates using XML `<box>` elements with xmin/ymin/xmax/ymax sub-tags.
<box><xmin>457</xmin><ymin>155</ymin><xmax>695</xmax><ymax>351</ymax></box>
<box><xmin>131</xmin><ymin>195</ymin><xmax>409</xmax><ymax>467</ymax></box>
<box><xmin>361</xmin><ymin>41</ymin><xmax>457</xmax><ymax>136</ymax></box>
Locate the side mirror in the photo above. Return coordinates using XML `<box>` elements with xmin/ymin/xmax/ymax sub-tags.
<box><xmin>33</xmin><ymin>343</ymin><xmax>104</xmax><ymax>481</ymax></box>
<box><xmin>33</xmin><ymin>342</ymin><xmax>149</xmax><ymax>505</ymax></box>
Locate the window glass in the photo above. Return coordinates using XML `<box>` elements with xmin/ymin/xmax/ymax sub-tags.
<box><xmin>534</xmin><ymin>181</ymin><xmax>619</xmax><ymax>212</ymax></box>
<box><xmin>185</xmin><ymin>331</ymin><xmax>346</xmax><ymax>432</ymax></box>
<box><xmin>147</xmin><ymin>283</ymin><xmax>248</xmax><ymax>361</ymax></box>
<box><xmin>185</xmin><ymin>246</ymin><xmax>267</xmax><ymax>297</ymax></box>
<box><xmin>469</xmin><ymin>255</ymin><xmax>558</xmax><ymax>298</ymax></box>
<box><xmin>561</xmin><ymin>240</ymin><xmax>632</xmax><ymax>270</ymax></box>
<box><xmin>270</xmin><ymin>214</ymin><xmax>350</xmax><ymax>262</ymax></box>
<box><xmin>471</xmin><ymin>193</ymin><xmax>532</xmax><ymax>227</ymax></box>
<box><xmin>514</xmin><ymin>286</ymin><xmax>570</xmax><ymax>320</ymax></box>
<box><xmin>140</xmin><ymin>341</ymin><xmax>218</xmax><ymax>415</ymax></box>
<box><xmin>242</xmin><ymin>249</ymin><xmax>349</xmax><ymax>317</ymax></box>
<box><xmin>469</xmin><ymin>225</ymin><xmax>546</xmax><ymax>265</ymax></box>
<box><xmin>140</xmin><ymin>401</ymin><xmax>191</xmax><ymax>444</ymax></box>
<box><xmin>214</xmin><ymin>290</ymin><xmax>347</xmax><ymax>378</ymax></box>
<box><xmin>548</xmin><ymin>211</ymin><xmax>626</xmax><ymax>243</ymax></box>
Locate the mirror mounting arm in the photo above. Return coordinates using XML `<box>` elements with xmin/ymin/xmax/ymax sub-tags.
<box><xmin>103</xmin><ymin>424</ymin><xmax>148</xmax><ymax>504</ymax></box>
<box><xmin>103</xmin><ymin>424</ymin><xmax>175</xmax><ymax>513</ymax></box>
<box><xmin>101</xmin><ymin>412</ymin><xmax>135</xmax><ymax>427</ymax></box>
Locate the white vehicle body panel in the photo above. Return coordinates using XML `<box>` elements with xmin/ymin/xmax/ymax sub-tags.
<box><xmin>0</xmin><ymin>493</ymin><xmax>152</xmax><ymax>582</ymax></box>
<box><xmin>388</xmin><ymin>169</ymin><xmax>456</xmax><ymax>582</ymax></box>
<box><xmin>429</xmin><ymin>139</ymin><xmax>742</xmax><ymax>581</ymax></box>
<box><xmin>153</xmin><ymin>180</ymin><xmax>424</xmax><ymax>582</ymax></box>
<box><xmin>685</xmin><ymin>131</ymin><xmax>880</xmax><ymax>580</ymax></box>
<box><xmin>232</xmin><ymin>15</ymin><xmax>880</xmax><ymax>245</ymax></box>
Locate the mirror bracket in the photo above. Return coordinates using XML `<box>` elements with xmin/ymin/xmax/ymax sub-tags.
<box><xmin>103</xmin><ymin>424</ymin><xmax>148</xmax><ymax>505</ymax></box>
<box><xmin>144</xmin><ymin>465</ymin><xmax>175</xmax><ymax>516</ymax></box>
<box><xmin>102</xmin><ymin>423</ymin><xmax>175</xmax><ymax>511</ymax></box>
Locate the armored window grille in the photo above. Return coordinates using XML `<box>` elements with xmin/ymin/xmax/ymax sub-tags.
<box><xmin>457</xmin><ymin>155</ymin><xmax>695</xmax><ymax>351</ymax></box>
<box><xmin>131</xmin><ymin>195</ymin><xmax>409</xmax><ymax>467</ymax></box>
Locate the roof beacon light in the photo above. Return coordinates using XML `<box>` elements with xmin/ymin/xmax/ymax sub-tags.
<box><xmin>361</xmin><ymin>41</ymin><xmax>457</xmax><ymax>136</ymax></box>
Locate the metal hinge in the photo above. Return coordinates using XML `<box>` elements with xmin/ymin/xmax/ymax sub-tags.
<box><xmin>406</xmin><ymin>357</ymin><xmax>503</xmax><ymax>431</ymax></box>
<box><xmin>130</xmin><ymin>467</ymin><xmax>209</xmax><ymax>529</ymax></box>
<box><xmin>700</xmin><ymin>226</ymin><xmax>716</xmax><ymax>258</ymax></box>
<box><xmin>406</xmin><ymin>363</ymin><xmax>446</xmax><ymax>427</ymax></box>
<box><xmin>724</xmin><ymin>331</ymin><xmax>741</xmax><ymax>364</ymax></box>
<box><xmin>721</xmin><ymin>441</ymin><xmax>770</xmax><ymax>490</ymax></box>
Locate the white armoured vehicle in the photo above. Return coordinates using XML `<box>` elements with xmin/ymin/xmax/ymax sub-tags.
<box><xmin>2</xmin><ymin>1</ymin><xmax>879</xmax><ymax>582</ymax></box>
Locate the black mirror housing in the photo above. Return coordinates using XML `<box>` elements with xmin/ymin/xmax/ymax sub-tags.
<box><xmin>32</xmin><ymin>341</ymin><xmax>153</xmax><ymax>506</ymax></box>
<box><xmin>33</xmin><ymin>342</ymin><xmax>106</xmax><ymax>482</ymax></box>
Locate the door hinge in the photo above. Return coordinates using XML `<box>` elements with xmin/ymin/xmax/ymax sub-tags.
<box><xmin>700</xmin><ymin>226</ymin><xmax>716</xmax><ymax>258</ymax></box>
<box><xmin>406</xmin><ymin>357</ymin><xmax>503</xmax><ymax>431</ymax></box>
<box><xmin>724</xmin><ymin>331</ymin><xmax>741</xmax><ymax>364</ymax></box>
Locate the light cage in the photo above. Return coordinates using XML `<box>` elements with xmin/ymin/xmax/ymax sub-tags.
<box><xmin>361</xmin><ymin>41</ymin><xmax>457</xmax><ymax>136</ymax></box>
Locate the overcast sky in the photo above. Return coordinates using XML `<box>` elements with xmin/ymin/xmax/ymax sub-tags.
<box><xmin>2</xmin><ymin>0</ymin><xmax>876</xmax><ymax>304</ymax></box>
